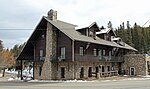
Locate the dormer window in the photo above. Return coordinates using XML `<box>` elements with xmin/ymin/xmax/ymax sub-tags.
<box><xmin>89</xmin><ymin>31</ymin><xmax>93</xmax><ymax>37</ymax></box>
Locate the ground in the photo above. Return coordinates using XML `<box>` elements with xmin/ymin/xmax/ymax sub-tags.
<box><xmin>1</xmin><ymin>71</ymin><xmax>150</xmax><ymax>89</ymax></box>
<box><xmin>1</xmin><ymin>79</ymin><xmax>150</xmax><ymax>89</ymax></box>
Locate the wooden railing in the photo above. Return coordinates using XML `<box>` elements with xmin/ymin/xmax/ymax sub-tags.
<box><xmin>74</xmin><ymin>54</ymin><xmax>124</xmax><ymax>62</ymax></box>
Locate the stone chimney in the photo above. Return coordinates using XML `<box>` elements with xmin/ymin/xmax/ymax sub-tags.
<box><xmin>47</xmin><ymin>9</ymin><xmax>57</xmax><ymax>21</ymax></box>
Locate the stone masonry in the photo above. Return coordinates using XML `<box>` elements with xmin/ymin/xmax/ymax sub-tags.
<box><xmin>40</xmin><ymin>10</ymin><xmax>57</xmax><ymax>80</ymax></box>
<box><xmin>51</xmin><ymin>61</ymin><xmax>116</xmax><ymax>80</ymax></box>
<box><xmin>122</xmin><ymin>54</ymin><xmax>147</xmax><ymax>76</ymax></box>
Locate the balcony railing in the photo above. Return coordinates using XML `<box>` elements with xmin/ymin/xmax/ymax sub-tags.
<box><xmin>75</xmin><ymin>54</ymin><xmax>124</xmax><ymax>62</ymax></box>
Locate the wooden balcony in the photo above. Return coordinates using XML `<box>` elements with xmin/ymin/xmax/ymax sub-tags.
<box><xmin>74</xmin><ymin>54</ymin><xmax>124</xmax><ymax>62</ymax></box>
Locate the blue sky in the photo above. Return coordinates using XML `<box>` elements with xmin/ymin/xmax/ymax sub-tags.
<box><xmin>0</xmin><ymin>0</ymin><xmax>150</xmax><ymax>48</ymax></box>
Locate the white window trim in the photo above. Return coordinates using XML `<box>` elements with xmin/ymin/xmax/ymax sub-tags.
<box><xmin>61</xmin><ymin>47</ymin><xmax>65</xmax><ymax>59</ymax></box>
<box><xmin>79</xmin><ymin>47</ymin><xmax>84</xmax><ymax>56</ymax></box>
<box><xmin>93</xmin><ymin>48</ymin><xmax>97</xmax><ymax>56</ymax></box>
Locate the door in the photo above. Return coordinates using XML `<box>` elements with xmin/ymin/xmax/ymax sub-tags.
<box><xmin>130</xmin><ymin>67</ymin><xmax>135</xmax><ymax>76</ymax></box>
<box><xmin>61</xmin><ymin>67</ymin><xmax>65</xmax><ymax>78</ymax></box>
<box><xmin>80</xmin><ymin>67</ymin><xmax>84</xmax><ymax>78</ymax></box>
<box><xmin>88</xmin><ymin>67</ymin><xmax>92</xmax><ymax>77</ymax></box>
<box><xmin>95</xmin><ymin>67</ymin><xmax>99</xmax><ymax>78</ymax></box>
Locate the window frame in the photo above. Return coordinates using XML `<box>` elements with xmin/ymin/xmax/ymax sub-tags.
<box><xmin>79</xmin><ymin>46</ymin><xmax>84</xmax><ymax>56</ymax></box>
<box><xmin>60</xmin><ymin>47</ymin><xmax>66</xmax><ymax>59</ymax></box>
<box><xmin>93</xmin><ymin>48</ymin><xmax>97</xmax><ymax>56</ymax></box>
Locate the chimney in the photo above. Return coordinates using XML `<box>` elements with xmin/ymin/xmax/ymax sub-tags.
<box><xmin>47</xmin><ymin>9</ymin><xmax>57</xmax><ymax>21</ymax></box>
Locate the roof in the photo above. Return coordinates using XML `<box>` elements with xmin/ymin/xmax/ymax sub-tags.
<box><xmin>96</xmin><ymin>28</ymin><xmax>110</xmax><ymax>34</ymax></box>
<box><xmin>111</xmin><ymin>37</ymin><xmax>121</xmax><ymax>41</ymax></box>
<box><xmin>17</xmin><ymin>16</ymin><xmax>137</xmax><ymax>60</ymax></box>
<box><xmin>44</xmin><ymin>16</ymin><xmax>137</xmax><ymax>51</ymax></box>
<box><xmin>96</xmin><ymin>28</ymin><xmax>116</xmax><ymax>36</ymax></box>
<box><xmin>76</xmin><ymin>22</ymin><xmax>100</xmax><ymax>31</ymax></box>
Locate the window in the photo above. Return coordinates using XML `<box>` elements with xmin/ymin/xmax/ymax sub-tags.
<box><xmin>89</xmin><ymin>31</ymin><xmax>93</xmax><ymax>37</ymax></box>
<box><xmin>39</xmin><ymin>49</ymin><xmax>44</xmax><ymax>60</ymax></box>
<box><xmin>93</xmin><ymin>48</ymin><xmax>97</xmax><ymax>56</ymax></box>
<box><xmin>98</xmin><ymin>49</ymin><xmax>102</xmax><ymax>57</ymax></box>
<box><xmin>107</xmin><ymin>66</ymin><xmax>110</xmax><ymax>72</ymax></box>
<box><xmin>109</xmin><ymin>51</ymin><xmax>111</xmax><ymax>60</ymax></box>
<box><xmin>79</xmin><ymin>47</ymin><xmax>84</xmax><ymax>56</ymax></box>
<box><xmin>61</xmin><ymin>47</ymin><xmax>65</xmax><ymax>59</ymax></box>
<box><xmin>103</xmin><ymin>49</ymin><xmax>106</xmax><ymax>56</ymax></box>
<box><xmin>40</xmin><ymin>50</ymin><xmax>43</xmax><ymax>57</ymax></box>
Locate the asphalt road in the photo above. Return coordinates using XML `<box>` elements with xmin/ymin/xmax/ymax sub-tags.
<box><xmin>0</xmin><ymin>79</ymin><xmax>150</xmax><ymax>89</ymax></box>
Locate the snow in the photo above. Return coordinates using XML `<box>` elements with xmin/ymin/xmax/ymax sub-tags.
<box><xmin>111</xmin><ymin>37</ymin><xmax>120</xmax><ymax>41</ymax></box>
<box><xmin>28</xmin><ymin>79</ymin><xmax>94</xmax><ymax>83</ymax></box>
<box><xmin>8</xmin><ymin>78</ymin><xmax>14</xmax><ymax>81</ymax></box>
<box><xmin>0</xmin><ymin>74</ymin><xmax>2</xmax><ymax>77</ymax></box>
<box><xmin>3</xmin><ymin>68</ymin><xmax>150</xmax><ymax>82</ymax></box>
<box><xmin>96</xmin><ymin>28</ymin><xmax>110</xmax><ymax>34</ymax></box>
<box><xmin>75</xmin><ymin>23</ymin><xmax>92</xmax><ymax>30</ymax></box>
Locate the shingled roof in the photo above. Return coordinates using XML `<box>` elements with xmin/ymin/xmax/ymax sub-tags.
<box><xmin>17</xmin><ymin>16</ymin><xmax>137</xmax><ymax>60</ymax></box>
<box><xmin>44</xmin><ymin>16</ymin><xmax>137</xmax><ymax>51</ymax></box>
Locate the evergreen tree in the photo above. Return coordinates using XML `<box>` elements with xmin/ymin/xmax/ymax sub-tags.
<box><xmin>0</xmin><ymin>40</ymin><xmax>3</xmax><ymax>52</ymax></box>
<box><xmin>107</xmin><ymin>21</ymin><xmax>112</xmax><ymax>29</ymax></box>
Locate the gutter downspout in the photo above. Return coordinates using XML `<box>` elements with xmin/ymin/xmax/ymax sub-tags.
<box><xmin>33</xmin><ymin>43</ymin><xmax>35</xmax><ymax>80</ymax></box>
<box><xmin>72</xmin><ymin>40</ymin><xmax>75</xmax><ymax>79</ymax></box>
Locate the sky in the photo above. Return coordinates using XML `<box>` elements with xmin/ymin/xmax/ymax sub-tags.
<box><xmin>0</xmin><ymin>0</ymin><xmax>150</xmax><ymax>48</ymax></box>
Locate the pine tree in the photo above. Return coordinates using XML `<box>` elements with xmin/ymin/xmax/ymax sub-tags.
<box><xmin>126</xmin><ymin>21</ymin><xmax>133</xmax><ymax>46</ymax></box>
<box><xmin>107</xmin><ymin>21</ymin><xmax>112</xmax><ymax>29</ymax></box>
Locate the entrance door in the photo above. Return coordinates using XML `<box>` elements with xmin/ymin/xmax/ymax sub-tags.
<box><xmin>130</xmin><ymin>67</ymin><xmax>135</xmax><ymax>76</ymax></box>
<box><xmin>88</xmin><ymin>67</ymin><xmax>92</xmax><ymax>77</ymax></box>
<box><xmin>61</xmin><ymin>67</ymin><xmax>65</xmax><ymax>78</ymax></box>
<box><xmin>80</xmin><ymin>67</ymin><xmax>84</xmax><ymax>78</ymax></box>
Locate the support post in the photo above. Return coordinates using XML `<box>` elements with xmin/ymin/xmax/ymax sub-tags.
<box><xmin>21</xmin><ymin>60</ymin><xmax>23</xmax><ymax>80</ymax></box>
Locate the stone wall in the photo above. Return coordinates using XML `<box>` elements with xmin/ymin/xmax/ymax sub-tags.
<box><xmin>50</xmin><ymin>61</ymin><xmax>119</xmax><ymax>80</ymax></box>
<box><xmin>40</xmin><ymin>22</ymin><xmax>57</xmax><ymax>80</ymax></box>
<box><xmin>122</xmin><ymin>54</ymin><xmax>146</xmax><ymax>76</ymax></box>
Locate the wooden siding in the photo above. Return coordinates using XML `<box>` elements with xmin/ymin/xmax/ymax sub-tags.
<box><xmin>74</xmin><ymin>41</ymin><xmax>115</xmax><ymax>61</ymax></box>
<box><xmin>57</xmin><ymin>30</ymin><xmax>72</xmax><ymax>61</ymax></box>
<box><xmin>35</xmin><ymin>30</ymin><xmax>46</xmax><ymax>61</ymax></box>
<box><xmin>77</xmin><ymin>28</ymin><xmax>87</xmax><ymax>36</ymax></box>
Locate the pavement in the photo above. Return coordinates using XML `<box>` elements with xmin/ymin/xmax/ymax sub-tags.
<box><xmin>0</xmin><ymin>72</ymin><xmax>150</xmax><ymax>82</ymax></box>
<box><xmin>1</xmin><ymin>78</ymin><xmax>150</xmax><ymax>89</ymax></box>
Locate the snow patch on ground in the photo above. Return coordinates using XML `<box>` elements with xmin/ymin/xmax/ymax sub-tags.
<box><xmin>28</xmin><ymin>79</ymin><xmax>94</xmax><ymax>83</ymax></box>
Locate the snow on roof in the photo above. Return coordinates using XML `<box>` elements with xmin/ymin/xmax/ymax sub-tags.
<box><xmin>75</xmin><ymin>23</ymin><xmax>91</xmax><ymax>30</ymax></box>
<box><xmin>96</xmin><ymin>28</ymin><xmax>111</xmax><ymax>34</ymax></box>
<box><xmin>112</xmin><ymin>37</ymin><xmax>121</xmax><ymax>41</ymax></box>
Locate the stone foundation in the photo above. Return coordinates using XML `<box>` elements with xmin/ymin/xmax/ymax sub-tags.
<box><xmin>37</xmin><ymin>61</ymin><xmax>119</xmax><ymax>80</ymax></box>
<box><xmin>122</xmin><ymin>54</ymin><xmax>147</xmax><ymax>76</ymax></box>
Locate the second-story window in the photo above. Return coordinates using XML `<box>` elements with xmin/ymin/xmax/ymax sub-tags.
<box><xmin>103</xmin><ymin>49</ymin><xmax>106</xmax><ymax>56</ymax></box>
<box><xmin>98</xmin><ymin>49</ymin><xmax>102</xmax><ymax>59</ymax></box>
<box><xmin>61</xmin><ymin>47</ymin><xmax>65</xmax><ymax>59</ymax></box>
<box><xmin>40</xmin><ymin>50</ymin><xmax>43</xmax><ymax>57</ymax></box>
<box><xmin>39</xmin><ymin>49</ymin><xmax>44</xmax><ymax>60</ymax></box>
<box><xmin>79</xmin><ymin>47</ymin><xmax>84</xmax><ymax>56</ymax></box>
<box><xmin>109</xmin><ymin>51</ymin><xmax>111</xmax><ymax>59</ymax></box>
<box><xmin>93</xmin><ymin>48</ymin><xmax>97</xmax><ymax>56</ymax></box>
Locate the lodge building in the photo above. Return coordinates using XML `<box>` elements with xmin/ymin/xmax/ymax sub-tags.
<box><xmin>17</xmin><ymin>9</ymin><xmax>138</xmax><ymax>80</ymax></box>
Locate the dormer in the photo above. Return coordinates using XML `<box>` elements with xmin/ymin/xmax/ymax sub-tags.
<box><xmin>76</xmin><ymin>22</ymin><xmax>100</xmax><ymax>39</ymax></box>
<box><xmin>111</xmin><ymin>37</ymin><xmax>125</xmax><ymax>46</ymax></box>
<box><xmin>96</xmin><ymin>28</ymin><xmax>116</xmax><ymax>41</ymax></box>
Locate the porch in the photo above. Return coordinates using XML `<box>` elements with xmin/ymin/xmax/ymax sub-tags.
<box><xmin>74</xmin><ymin>54</ymin><xmax>124</xmax><ymax>62</ymax></box>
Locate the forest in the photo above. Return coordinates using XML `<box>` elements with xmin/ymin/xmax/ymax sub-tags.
<box><xmin>114</xmin><ymin>21</ymin><xmax>150</xmax><ymax>54</ymax></box>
